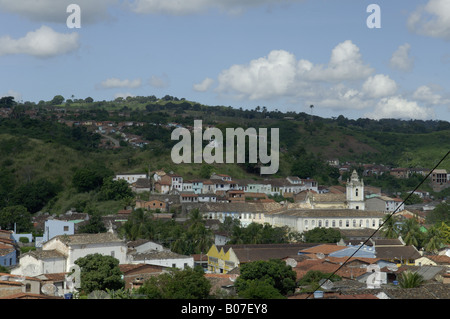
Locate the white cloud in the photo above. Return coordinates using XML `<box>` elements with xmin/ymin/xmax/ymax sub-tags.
<box><xmin>216</xmin><ymin>49</ymin><xmax>298</xmax><ymax>100</ymax></box>
<box><xmin>408</xmin><ymin>0</ymin><xmax>450</xmax><ymax>40</ymax></box>
<box><xmin>214</xmin><ymin>40</ymin><xmax>373</xmax><ymax>102</ymax></box>
<box><xmin>100</xmin><ymin>78</ymin><xmax>142</xmax><ymax>89</ymax></box>
<box><xmin>0</xmin><ymin>26</ymin><xmax>79</xmax><ymax>58</ymax></box>
<box><xmin>149</xmin><ymin>74</ymin><xmax>170</xmax><ymax>88</ymax></box>
<box><xmin>362</xmin><ymin>74</ymin><xmax>398</xmax><ymax>98</ymax></box>
<box><xmin>390</xmin><ymin>43</ymin><xmax>414</xmax><ymax>71</ymax></box>
<box><xmin>365</xmin><ymin>96</ymin><xmax>435</xmax><ymax>120</ymax></box>
<box><xmin>193</xmin><ymin>77</ymin><xmax>214</xmax><ymax>92</ymax></box>
<box><xmin>130</xmin><ymin>0</ymin><xmax>305</xmax><ymax>15</ymax></box>
<box><xmin>413</xmin><ymin>84</ymin><xmax>450</xmax><ymax>106</ymax></box>
<box><xmin>304</xmin><ymin>40</ymin><xmax>374</xmax><ymax>82</ymax></box>
<box><xmin>0</xmin><ymin>0</ymin><xmax>118</xmax><ymax>24</ymax></box>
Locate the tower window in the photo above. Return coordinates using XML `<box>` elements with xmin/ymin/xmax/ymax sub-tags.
<box><xmin>355</xmin><ymin>189</ymin><xmax>359</xmax><ymax>196</ymax></box>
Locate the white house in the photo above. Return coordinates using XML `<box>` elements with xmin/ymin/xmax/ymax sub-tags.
<box><xmin>263</xmin><ymin>208</ymin><xmax>386</xmax><ymax>234</ymax></box>
<box><xmin>365</xmin><ymin>196</ymin><xmax>404</xmax><ymax>213</ymax></box>
<box><xmin>114</xmin><ymin>173</ymin><xmax>147</xmax><ymax>184</ymax></box>
<box><xmin>11</xmin><ymin>232</ymin><xmax>128</xmax><ymax>277</ymax></box>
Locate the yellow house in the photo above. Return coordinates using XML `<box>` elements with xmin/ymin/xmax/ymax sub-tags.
<box><xmin>206</xmin><ymin>243</ymin><xmax>316</xmax><ymax>274</ymax></box>
<box><xmin>206</xmin><ymin>245</ymin><xmax>239</xmax><ymax>274</ymax></box>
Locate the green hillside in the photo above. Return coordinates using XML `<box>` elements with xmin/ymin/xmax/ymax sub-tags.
<box><xmin>0</xmin><ymin>95</ymin><xmax>449</xmax><ymax>218</ymax></box>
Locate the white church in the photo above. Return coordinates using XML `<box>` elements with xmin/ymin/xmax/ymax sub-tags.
<box><xmin>253</xmin><ymin>170</ymin><xmax>386</xmax><ymax>233</ymax></box>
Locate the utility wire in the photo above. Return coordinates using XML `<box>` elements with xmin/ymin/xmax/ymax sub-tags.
<box><xmin>306</xmin><ymin>149</ymin><xmax>450</xmax><ymax>299</ymax></box>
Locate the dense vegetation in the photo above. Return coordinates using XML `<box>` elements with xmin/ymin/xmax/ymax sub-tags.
<box><xmin>0</xmin><ymin>95</ymin><xmax>449</xmax><ymax>240</ymax></box>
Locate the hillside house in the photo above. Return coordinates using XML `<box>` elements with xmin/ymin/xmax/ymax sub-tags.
<box><xmin>11</xmin><ymin>232</ymin><xmax>127</xmax><ymax>277</ymax></box>
<box><xmin>0</xmin><ymin>230</ymin><xmax>17</xmax><ymax>268</ymax></box>
<box><xmin>35</xmin><ymin>219</ymin><xmax>75</xmax><ymax>248</ymax></box>
<box><xmin>135</xmin><ymin>199</ymin><xmax>167</xmax><ymax>211</ymax></box>
<box><xmin>365</xmin><ymin>196</ymin><xmax>404</xmax><ymax>213</ymax></box>
<box><xmin>154</xmin><ymin>180</ymin><xmax>171</xmax><ymax>194</ymax></box>
<box><xmin>114</xmin><ymin>173</ymin><xmax>147</xmax><ymax>184</ymax></box>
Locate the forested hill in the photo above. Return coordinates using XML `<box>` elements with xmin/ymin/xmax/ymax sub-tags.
<box><xmin>0</xmin><ymin>94</ymin><xmax>449</xmax><ymax>218</ymax></box>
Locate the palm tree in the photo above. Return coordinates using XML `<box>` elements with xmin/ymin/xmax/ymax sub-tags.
<box><xmin>401</xmin><ymin>218</ymin><xmax>422</xmax><ymax>247</ymax></box>
<box><xmin>398</xmin><ymin>271</ymin><xmax>424</xmax><ymax>288</ymax></box>
<box><xmin>423</xmin><ymin>225</ymin><xmax>444</xmax><ymax>253</ymax></box>
<box><xmin>380</xmin><ymin>214</ymin><xmax>399</xmax><ymax>238</ymax></box>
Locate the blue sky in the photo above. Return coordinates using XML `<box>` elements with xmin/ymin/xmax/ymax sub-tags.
<box><xmin>0</xmin><ymin>0</ymin><xmax>449</xmax><ymax>122</ymax></box>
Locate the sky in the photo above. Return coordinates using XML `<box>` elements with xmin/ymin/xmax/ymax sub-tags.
<box><xmin>0</xmin><ymin>0</ymin><xmax>450</xmax><ymax>122</ymax></box>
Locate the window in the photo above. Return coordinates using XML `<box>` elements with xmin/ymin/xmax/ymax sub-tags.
<box><xmin>346</xmin><ymin>220</ymin><xmax>349</xmax><ymax>227</ymax></box>
<box><xmin>356</xmin><ymin>189</ymin><xmax>359</xmax><ymax>196</ymax></box>
<box><xmin>64</xmin><ymin>226</ymin><xmax>69</xmax><ymax>231</ymax></box>
<box><xmin>111</xmin><ymin>251</ymin><xmax>115</xmax><ymax>258</ymax></box>
<box><xmin>26</xmin><ymin>284</ymin><xmax>31</xmax><ymax>292</ymax></box>
<box><xmin>332</xmin><ymin>220</ymin><xmax>336</xmax><ymax>227</ymax></box>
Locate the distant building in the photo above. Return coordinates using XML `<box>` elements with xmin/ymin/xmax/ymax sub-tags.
<box><xmin>114</xmin><ymin>173</ymin><xmax>147</xmax><ymax>184</ymax></box>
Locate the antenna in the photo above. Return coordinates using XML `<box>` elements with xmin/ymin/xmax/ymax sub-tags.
<box><xmin>13</xmin><ymin>275</ymin><xmax>26</xmax><ymax>283</ymax></box>
<box><xmin>316</xmin><ymin>253</ymin><xmax>325</xmax><ymax>259</ymax></box>
<box><xmin>41</xmin><ymin>283</ymin><xmax>57</xmax><ymax>296</ymax></box>
<box><xmin>318</xmin><ymin>278</ymin><xmax>334</xmax><ymax>290</ymax></box>
<box><xmin>285</xmin><ymin>258</ymin><xmax>297</xmax><ymax>268</ymax></box>
<box><xmin>88</xmin><ymin>290</ymin><xmax>110</xmax><ymax>299</ymax></box>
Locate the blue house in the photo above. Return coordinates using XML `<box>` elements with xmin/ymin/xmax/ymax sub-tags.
<box><xmin>35</xmin><ymin>219</ymin><xmax>75</xmax><ymax>247</ymax></box>
<box><xmin>0</xmin><ymin>247</ymin><xmax>16</xmax><ymax>268</ymax></box>
<box><xmin>0</xmin><ymin>229</ymin><xmax>17</xmax><ymax>267</ymax></box>
<box><xmin>329</xmin><ymin>244</ymin><xmax>376</xmax><ymax>258</ymax></box>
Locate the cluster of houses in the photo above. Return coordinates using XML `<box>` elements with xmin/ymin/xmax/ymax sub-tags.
<box><xmin>2</xmin><ymin>222</ymin><xmax>450</xmax><ymax>299</ymax></box>
<box><xmin>114</xmin><ymin>169</ymin><xmax>409</xmax><ymax>233</ymax></box>
<box><xmin>0</xmin><ymin>167</ymin><xmax>449</xmax><ymax>299</ymax></box>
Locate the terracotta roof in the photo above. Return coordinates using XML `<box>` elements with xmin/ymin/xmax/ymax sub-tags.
<box><xmin>0</xmin><ymin>293</ymin><xmax>63</xmax><ymax>299</ymax></box>
<box><xmin>299</xmin><ymin>244</ymin><xmax>347</xmax><ymax>255</ymax></box>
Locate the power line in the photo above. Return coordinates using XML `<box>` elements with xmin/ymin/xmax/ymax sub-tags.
<box><xmin>306</xmin><ymin>149</ymin><xmax>450</xmax><ymax>299</ymax></box>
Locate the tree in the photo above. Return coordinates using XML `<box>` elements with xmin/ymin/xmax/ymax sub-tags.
<box><xmin>380</xmin><ymin>214</ymin><xmax>399</xmax><ymax>238</ymax></box>
<box><xmin>138</xmin><ymin>266</ymin><xmax>211</xmax><ymax>299</ymax></box>
<box><xmin>11</xmin><ymin>178</ymin><xmax>58</xmax><ymax>214</ymax></box>
<box><xmin>74</xmin><ymin>253</ymin><xmax>124</xmax><ymax>295</ymax></box>
<box><xmin>237</xmin><ymin>279</ymin><xmax>285</xmax><ymax>299</ymax></box>
<box><xmin>78</xmin><ymin>210</ymin><xmax>107</xmax><ymax>234</ymax></box>
<box><xmin>302</xmin><ymin>227</ymin><xmax>342</xmax><ymax>243</ymax></box>
<box><xmin>0</xmin><ymin>205</ymin><xmax>33</xmax><ymax>233</ymax></box>
<box><xmin>99</xmin><ymin>178</ymin><xmax>133</xmax><ymax>201</ymax></box>
<box><xmin>51</xmin><ymin>95</ymin><xmax>65</xmax><ymax>105</ymax></box>
<box><xmin>297</xmin><ymin>270</ymin><xmax>341</xmax><ymax>293</ymax></box>
<box><xmin>0</xmin><ymin>96</ymin><xmax>16</xmax><ymax>108</ymax></box>
<box><xmin>423</xmin><ymin>225</ymin><xmax>445</xmax><ymax>253</ymax></box>
<box><xmin>399</xmin><ymin>218</ymin><xmax>423</xmax><ymax>247</ymax></box>
<box><xmin>72</xmin><ymin>166</ymin><xmax>113</xmax><ymax>193</ymax></box>
<box><xmin>426</xmin><ymin>203</ymin><xmax>450</xmax><ymax>225</ymax></box>
<box><xmin>398</xmin><ymin>271</ymin><xmax>424</xmax><ymax>288</ymax></box>
<box><xmin>234</xmin><ymin>259</ymin><xmax>297</xmax><ymax>297</ymax></box>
